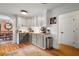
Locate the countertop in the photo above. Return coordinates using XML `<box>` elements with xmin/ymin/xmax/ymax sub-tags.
<box><xmin>18</xmin><ymin>31</ymin><xmax>52</xmax><ymax>37</ymax></box>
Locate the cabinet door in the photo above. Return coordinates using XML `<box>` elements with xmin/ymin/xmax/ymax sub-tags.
<box><xmin>36</xmin><ymin>35</ymin><xmax>40</xmax><ymax>46</ymax></box>
<box><xmin>33</xmin><ymin>17</ymin><xmax>37</xmax><ymax>27</ymax></box>
<box><xmin>36</xmin><ymin>17</ymin><xmax>42</xmax><ymax>27</ymax></box>
<box><xmin>32</xmin><ymin>19</ymin><xmax>34</xmax><ymax>26</ymax></box>
<box><xmin>32</xmin><ymin>34</ymin><xmax>37</xmax><ymax>45</ymax></box>
<box><xmin>41</xmin><ymin>17</ymin><xmax>46</xmax><ymax>26</ymax></box>
<box><xmin>40</xmin><ymin>35</ymin><xmax>44</xmax><ymax>48</ymax></box>
<box><xmin>27</xmin><ymin>19</ymin><xmax>31</xmax><ymax>27</ymax></box>
<box><xmin>26</xmin><ymin>20</ymin><xmax>29</xmax><ymax>27</ymax></box>
<box><xmin>30</xmin><ymin>20</ymin><xmax>32</xmax><ymax>27</ymax></box>
<box><xmin>43</xmin><ymin>36</ymin><xmax>46</xmax><ymax>49</ymax></box>
<box><xmin>31</xmin><ymin>19</ymin><xmax>34</xmax><ymax>26</ymax></box>
<box><xmin>37</xmin><ymin>35</ymin><xmax>44</xmax><ymax>48</ymax></box>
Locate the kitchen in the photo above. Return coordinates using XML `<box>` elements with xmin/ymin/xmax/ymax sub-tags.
<box><xmin>0</xmin><ymin>3</ymin><xmax>79</xmax><ymax>56</ymax></box>
<box><xmin>16</xmin><ymin>11</ymin><xmax>56</xmax><ymax>49</ymax></box>
<box><xmin>11</xmin><ymin>4</ymin><xmax>58</xmax><ymax>49</ymax></box>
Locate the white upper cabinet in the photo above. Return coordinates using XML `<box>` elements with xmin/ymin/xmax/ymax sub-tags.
<box><xmin>31</xmin><ymin>18</ymin><xmax>33</xmax><ymax>26</ymax></box>
<box><xmin>25</xmin><ymin>10</ymin><xmax>47</xmax><ymax>27</ymax></box>
<box><xmin>17</xmin><ymin>9</ymin><xmax>47</xmax><ymax>27</ymax></box>
<box><xmin>32</xmin><ymin>15</ymin><xmax>46</xmax><ymax>27</ymax></box>
<box><xmin>28</xmin><ymin>20</ymin><xmax>31</xmax><ymax>27</ymax></box>
<box><xmin>26</xmin><ymin>19</ymin><xmax>28</xmax><ymax>27</ymax></box>
<box><xmin>17</xmin><ymin>17</ymin><xmax>27</xmax><ymax>27</ymax></box>
<box><xmin>17</xmin><ymin>16</ymin><xmax>34</xmax><ymax>28</ymax></box>
<box><xmin>36</xmin><ymin>16</ymin><xmax>42</xmax><ymax>27</ymax></box>
<box><xmin>41</xmin><ymin>16</ymin><xmax>46</xmax><ymax>26</ymax></box>
<box><xmin>33</xmin><ymin>17</ymin><xmax>37</xmax><ymax>27</ymax></box>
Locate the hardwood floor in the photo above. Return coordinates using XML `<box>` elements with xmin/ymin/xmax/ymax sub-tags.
<box><xmin>0</xmin><ymin>42</ymin><xmax>79</xmax><ymax>56</ymax></box>
<box><xmin>59</xmin><ymin>44</ymin><xmax>79</xmax><ymax>56</ymax></box>
<box><xmin>0</xmin><ymin>42</ymin><xmax>30</xmax><ymax>55</ymax></box>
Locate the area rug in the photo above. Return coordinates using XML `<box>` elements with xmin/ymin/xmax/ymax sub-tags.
<box><xmin>5</xmin><ymin>45</ymin><xmax>52</xmax><ymax>56</ymax></box>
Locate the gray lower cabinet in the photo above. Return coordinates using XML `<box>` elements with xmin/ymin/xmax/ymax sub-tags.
<box><xmin>32</xmin><ymin>34</ymin><xmax>37</xmax><ymax>45</ymax></box>
<box><xmin>43</xmin><ymin>36</ymin><xmax>46</xmax><ymax>49</ymax></box>
<box><xmin>36</xmin><ymin>35</ymin><xmax>44</xmax><ymax>48</ymax></box>
<box><xmin>32</xmin><ymin>34</ymin><xmax>46</xmax><ymax>49</ymax></box>
<box><xmin>37</xmin><ymin>35</ymin><xmax>44</xmax><ymax>48</ymax></box>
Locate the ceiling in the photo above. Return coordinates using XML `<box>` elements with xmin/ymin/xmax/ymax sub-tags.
<box><xmin>0</xmin><ymin>3</ymin><xmax>63</xmax><ymax>17</ymax></box>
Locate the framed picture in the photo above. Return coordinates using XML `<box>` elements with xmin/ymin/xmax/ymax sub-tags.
<box><xmin>4</xmin><ymin>22</ymin><xmax>12</xmax><ymax>31</ymax></box>
<box><xmin>50</xmin><ymin>17</ymin><xmax>56</xmax><ymax>24</ymax></box>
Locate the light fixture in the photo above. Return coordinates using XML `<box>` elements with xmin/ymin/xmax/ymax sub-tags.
<box><xmin>21</xmin><ymin>10</ymin><xmax>28</xmax><ymax>15</ymax></box>
<box><xmin>41</xmin><ymin>3</ymin><xmax>47</xmax><ymax>4</ymax></box>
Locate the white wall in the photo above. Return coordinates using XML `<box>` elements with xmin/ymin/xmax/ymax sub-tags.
<box><xmin>46</xmin><ymin>4</ymin><xmax>79</xmax><ymax>49</ymax></box>
<box><xmin>58</xmin><ymin>10</ymin><xmax>79</xmax><ymax>48</ymax></box>
<box><xmin>46</xmin><ymin>10</ymin><xmax>52</xmax><ymax>27</ymax></box>
<box><xmin>13</xmin><ymin>16</ymin><xmax>17</xmax><ymax>44</ymax></box>
<box><xmin>50</xmin><ymin>4</ymin><xmax>79</xmax><ymax>48</ymax></box>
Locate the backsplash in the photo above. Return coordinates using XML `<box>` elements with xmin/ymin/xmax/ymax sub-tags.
<box><xmin>18</xmin><ymin>27</ymin><xmax>41</xmax><ymax>33</ymax></box>
<box><xmin>18</xmin><ymin>27</ymin><xmax>29</xmax><ymax>32</ymax></box>
<box><xmin>31</xmin><ymin>27</ymin><xmax>41</xmax><ymax>33</ymax></box>
<box><xmin>18</xmin><ymin>25</ymin><xmax>57</xmax><ymax>35</ymax></box>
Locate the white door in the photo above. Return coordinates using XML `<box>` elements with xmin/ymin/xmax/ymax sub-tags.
<box><xmin>59</xmin><ymin>15</ymin><xmax>75</xmax><ymax>46</ymax></box>
<box><xmin>74</xmin><ymin>15</ymin><xmax>79</xmax><ymax>48</ymax></box>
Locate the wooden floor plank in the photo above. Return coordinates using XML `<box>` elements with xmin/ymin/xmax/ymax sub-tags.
<box><xmin>0</xmin><ymin>42</ymin><xmax>79</xmax><ymax>56</ymax></box>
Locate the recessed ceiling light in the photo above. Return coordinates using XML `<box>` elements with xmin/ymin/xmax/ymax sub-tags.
<box><xmin>21</xmin><ymin>10</ymin><xmax>28</xmax><ymax>15</ymax></box>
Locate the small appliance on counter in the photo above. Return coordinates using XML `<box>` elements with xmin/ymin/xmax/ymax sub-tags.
<box><xmin>46</xmin><ymin>29</ymin><xmax>50</xmax><ymax>34</ymax></box>
<box><xmin>40</xmin><ymin>26</ymin><xmax>46</xmax><ymax>33</ymax></box>
<box><xmin>28</xmin><ymin>28</ymin><xmax>33</xmax><ymax>32</ymax></box>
